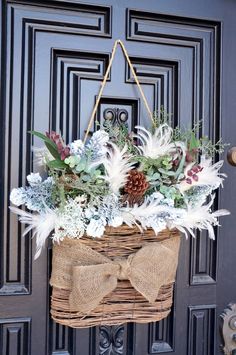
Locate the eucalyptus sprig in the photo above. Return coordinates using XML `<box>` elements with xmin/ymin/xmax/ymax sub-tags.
<box><xmin>173</xmin><ymin>121</ymin><xmax>228</xmax><ymax>158</ymax></box>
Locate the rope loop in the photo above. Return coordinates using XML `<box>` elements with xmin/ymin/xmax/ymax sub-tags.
<box><xmin>84</xmin><ymin>39</ymin><xmax>153</xmax><ymax>142</ymax></box>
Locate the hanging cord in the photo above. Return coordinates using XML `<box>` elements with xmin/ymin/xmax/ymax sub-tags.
<box><xmin>83</xmin><ymin>39</ymin><xmax>153</xmax><ymax>142</ymax></box>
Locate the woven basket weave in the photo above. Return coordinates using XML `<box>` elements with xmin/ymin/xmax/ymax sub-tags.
<box><xmin>50</xmin><ymin>226</ymin><xmax>180</xmax><ymax>328</ymax></box>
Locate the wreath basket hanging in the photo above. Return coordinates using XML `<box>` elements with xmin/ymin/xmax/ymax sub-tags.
<box><xmin>9</xmin><ymin>40</ymin><xmax>229</xmax><ymax>328</ymax></box>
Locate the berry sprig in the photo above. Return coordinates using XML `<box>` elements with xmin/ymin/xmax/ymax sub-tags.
<box><xmin>185</xmin><ymin>165</ymin><xmax>203</xmax><ymax>185</ymax></box>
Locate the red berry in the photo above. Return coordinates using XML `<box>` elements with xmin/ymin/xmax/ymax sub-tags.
<box><xmin>187</xmin><ymin>170</ymin><xmax>193</xmax><ymax>177</ymax></box>
<box><xmin>186</xmin><ymin>152</ymin><xmax>194</xmax><ymax>162</ymax></box>
<box><xmin>192</xmin><ymin>174</ymin><xmax>199</xmax><ymax>181</ymax></box>
<box><xmin>186</xmin><ymin>178</ymin><xmax>192</xmax><ymax>184</ymax></box>
<box><xmin>192</xmin><ymin>165</ymin><xmax>199</xmax><ymax>173</ymax></box>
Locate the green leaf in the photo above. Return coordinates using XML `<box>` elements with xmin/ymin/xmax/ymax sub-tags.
<box><xmin>147</xmin><ymin>172</ymin><xmax>161</xmax><ymax>181</ymax></box>
<box><xmin>29</xmin><ymin>130</ymin><xmax>61</xmax><ymax>160</ymax></box>
<box><xmin>45</xmin><ymin>142</ymin><xmax>61</xmax><ymax>160</ymax></box>
<box><xmin>81</xmin><ymin>174</ymin><xmax>91</xmax><ymax>182</ymax></box>
<box><xmin>158</xmin><ymin>168</ymin><xmax>177</xmax><ymax>176</ymax></box>
<box><xmin>146</xmin><ymin>168</ymin><xmax>153</xmax><ymax>176</ymax></box>
<box><xmin>149</xmin><ymin>180</ymin><xmax>160</xmax><ymax>187</ymax></box>
<box><xmin>95</xmin><ymin>169</ymin><xmax>101</xmax><ymax>176</ymax></box>
<box><xmin>75</xmin><ymin>157</ymin><xmax>87</xmax><ymax>173</ymax></box>
<box><xmin>189</xmin><ymin>132</ymin><xmax>199</xmax><ymax>151</ymax></box>
<box><xmin>47</xmin><ymin>159</ymin><xmax>67</xmax><ymax>170</ymax></box>
<box><xmin>174</xmin><ymin>152</ymin><xmax>186</xmax><ymax>179</ymax></box>
<box><xmin>29</xmin><ymin>130</ymin><xmax>57</xmax><ymax>149</ymax></box>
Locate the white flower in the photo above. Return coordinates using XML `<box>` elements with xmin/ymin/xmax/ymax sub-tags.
<box><xmin>150</xmin><ymin>192</ymin><xmax>175</xmax><ymax>207</ymax></box>
<box><xmin>109</xmin><ymin>215</ymin><xmax>123</xmax><ymax>227</ymax></box>
<box><xmin>74</xmin><ymin>195</ymin><xmax>87</xmax><ymax>205</ymax></box>
<box><xmin>86</xmin><ymin>130</ymin><xmax>109</xmax><ymax>162</ymax></box>
<box><xmin>145</xmin><ymin>217</ymin><xmax>167</xmax><ymax>235</ymax></box>
<box><xmin>53</xmin><ymin>199</ymin><xmax>86</xmax><ymax>241</ymax></box>
<box><xmin>84</xmin><ymin>207</ymin><xmax>97</xmax><ymax>219</ymax></box>
<box><xmin>10</xmin><ymin>188</ymin><xmax>26</xmax><ymax>206</ymax></box>
<box><xmin>162</xmin><ymin>198</ymin><xmax>175</xmax><ymax>207</ymax></box>
<box><xmin>135</xmin><ymin>124</ymin><xmax>186</xmax><ymax>159</ymax></box>
<box><xmin>177</xmin><ymin>157</ymin><xmax>226</xmax><ymax>193</ymax></box>
<box><xmin>150</xmin><ymin>192</ymin><xmax>164</xmax><ymax>203</ymax></box>
<box><xmin>27</xmin><ymin>172</ymin><xmax>42</xmax><ymax>186</ymax></box>
<box><xmin>70</xmin><ymin>139</ymin><xmax>84</xmax><ymax>156</ymax></box>
<box><xmin>86</xmin><ymin>217</ymin><xmax>106</xmax><ymax>238</ymax></box>
<box><xmin>91</xmin><ymin>130</ymin><xmax>109</xmax><ymax>147</ymax></box>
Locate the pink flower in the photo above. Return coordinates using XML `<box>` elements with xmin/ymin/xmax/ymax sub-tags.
<box><xmin>46</xmin><ymin>131</ymin><xmax>70</xmax><ymax>161</ymax></box>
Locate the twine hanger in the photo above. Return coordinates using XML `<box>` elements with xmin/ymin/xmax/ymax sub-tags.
<box><xmin>83</xmin><ymin>39</ymin><xmax>153</xmax><ymax>142</ymax></box>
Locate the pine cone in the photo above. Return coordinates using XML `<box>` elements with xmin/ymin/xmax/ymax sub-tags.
<box><xmin>124</xmin><ymin>170</ymin><xmax>149</xmax><ymax>205</ymax></box>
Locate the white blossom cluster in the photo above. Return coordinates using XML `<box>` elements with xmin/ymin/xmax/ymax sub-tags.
<box><xmin>69</xmin><ymin>130</ymin><xmax>109</xmax><ymax>161</ymax></box>
<box><xmin>69</xmin><ymin>139</ymin><xmax>85</xmax><ymax>156</ymax></box>
<box><xmin>10</xmin><ymin>173</ymin><xmax>54</xmax><ymax>212</ymax></box>
<box><xmin>53</xmin><ymin>199</ymin><xmax>86</xmax><ymax>242</ymax></box>
<box><xmin>85</xmin><ymin>130</ymin><xmax>109</xmax><ymax>160</ymax></box>
<box><xmin>52</xmin><ymin>194</ymin><xmax>123</xmax><ymax>241</ymax></box>
<box><xmin>10</xmin><ymin>171</ymin><xmax>229</xmax><ymax>243</ymax></box>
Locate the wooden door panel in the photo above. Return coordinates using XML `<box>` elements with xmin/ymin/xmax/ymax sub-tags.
<box><xmin>0</xmin><ymin>0</ymin><xmax>235</xmax><ymax>354</ymax></box>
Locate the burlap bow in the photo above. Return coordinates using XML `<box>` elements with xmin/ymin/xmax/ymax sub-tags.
<box><xmin>50</xmin><ymin>236</ymin><xmax>180</xmax><ymax>313</ymax></box>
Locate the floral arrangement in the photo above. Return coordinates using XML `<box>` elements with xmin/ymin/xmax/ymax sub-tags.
<box><xmin>10</xmin><ymin>117</ymin><xmax>229</xmax><ymax>258</ymax></box>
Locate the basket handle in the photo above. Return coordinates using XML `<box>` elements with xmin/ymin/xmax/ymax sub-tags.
<box><xmin>84</xmin><ymin>39</ymin><xmax>153</xmax><ymax>142</ymax></box>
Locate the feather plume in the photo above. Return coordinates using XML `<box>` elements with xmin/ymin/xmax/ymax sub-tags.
<box><xmin>122</xmin><ymin>198</ymin><xmax>177</xmax><ymax>219</ymax></box>
<box><xmin>102</xmin><ymin>143</ymin><xmax>135</xmax><ymax>194</ymax></box>
<box><xmin>121</xmin><ymin>197</ymin><xmax>183</xmax><ymax>231</ymax></box>
<box><xmin>10</xmin><ymin>206</ymin><xmax>57</xmax><ymax>259</ymax></box>
<box><xmin>32</xmin><ymin>146</ymin><xmax>54</xmax><ymax>168</ymax></box>
<box><xmin>168</xmin><ymin>196</ymin><xmax>230</xmax><ymax>239</ymax></box>
<box><xmin>178</xmin><ymin>157</ymin><xmax>227</xmax><ymax>193</ymax></box>
<box><xmin>135</xmin><ymin>124</ymin><xmax>186</xmax><ymax>159</ymax></box>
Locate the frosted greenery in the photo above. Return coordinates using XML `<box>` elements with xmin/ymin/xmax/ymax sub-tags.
<box><xmin>9</xmin><ymin>115</ymin><xmax>229</xmax><ymax>257</ymax></box>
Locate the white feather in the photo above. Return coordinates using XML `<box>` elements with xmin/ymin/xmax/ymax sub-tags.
<box><xmin>121</xmin><ymin>197</ymin><xmax>183</xmax><ymax>231</ymax></box>
<box><xmin>168</xmin><ymin>196</ymin><xmax>230</xmax><ymax>239</ymax></box>
<box><xmin>10</xmin><ymin>206</ymin><xmax>57</xmax><ymax>259</ymax></box>
<box><xmin>178</xmin><ymin>157</ymin><xmax>227</xmax><ymax>193</ymax></box>
<box><xmin>102</xmin><ymin>143</ymin><xmax>135</xmax><ymax>194</ymax></box>
<box><xmin>122</xmin><ymin>198</ymin><xmax>178</xmax><ymax>218</ymax></box>
<box><xmin>32</xmin><ymin>146</ymin><xmax>54</xmax><ymax>168</ymax></box>
<box><xmin>135</xmin><ymin>124</ymin><xmax>186</xmax><ymax>159</ymax></box>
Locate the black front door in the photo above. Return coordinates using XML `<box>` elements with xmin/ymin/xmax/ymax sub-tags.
<box><xmin>1</xmin><ymin>0</ymin><xmax>236</xmax><ymax>354</ymax></box>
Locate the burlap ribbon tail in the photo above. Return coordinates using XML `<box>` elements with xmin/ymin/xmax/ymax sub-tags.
<box><xmin>50</xmin><ymin>236</ymin><xmax>180</xmax><ymax>313</ymax></box>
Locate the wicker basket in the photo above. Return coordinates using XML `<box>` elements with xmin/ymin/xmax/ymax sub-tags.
<box><xmin>50</xmin><ymin>226</ymin><xmax>180</xmax><ymax>328</ymax></box>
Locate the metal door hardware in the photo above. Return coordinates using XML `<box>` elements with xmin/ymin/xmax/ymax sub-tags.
<box><xmin>220</xmin><ymin>303</ymin><xmax>236</xmax><ymax>354</ymax></box>
<box><xmin>103</xmin><ymin>108</ymin><xmax>128</xmax><ymax>125</ymax></box>
<box><xmin>227</xmin><ymin>147</ymin><xmax>236</xmax><ymax>166</ymax></box>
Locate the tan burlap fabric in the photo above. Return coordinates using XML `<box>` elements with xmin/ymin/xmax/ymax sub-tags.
<box><xmin>50</xmin><ymin>235</ymin><xmax>180</xmax><ymax>313</ymax></box>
